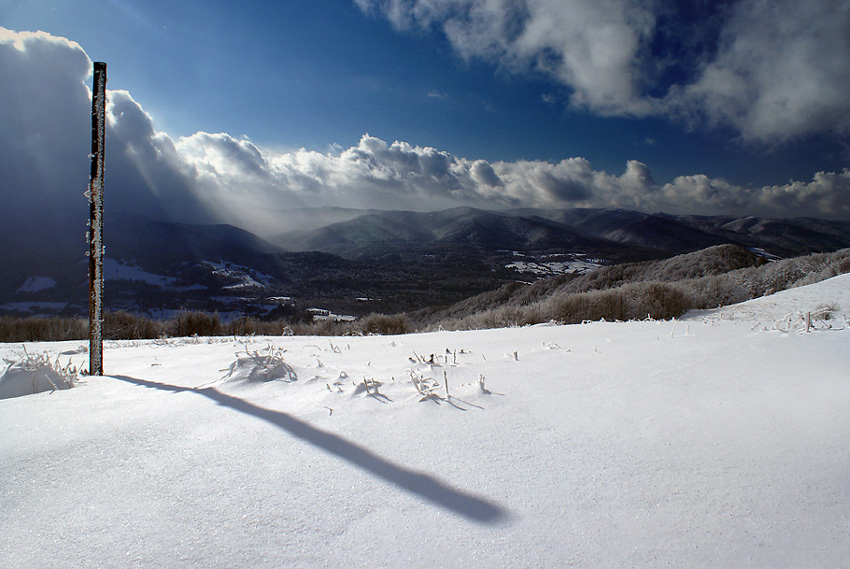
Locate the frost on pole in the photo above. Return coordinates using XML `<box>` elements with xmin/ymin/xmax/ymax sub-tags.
<box><xmin>89</xmin><ymin>62</ymin><xmax>106</xmax><ymax>376</ymax></box>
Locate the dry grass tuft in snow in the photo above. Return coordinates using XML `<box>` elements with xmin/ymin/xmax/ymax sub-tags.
<box><xmin>218</xmin><ymin>345</ymin><xmax>297</xmax><ymax>385</ymax></box>
<box><xmin>0</xmin><ymin>347</ymin><xmax>79</xmax><ymax>400</ymax></box>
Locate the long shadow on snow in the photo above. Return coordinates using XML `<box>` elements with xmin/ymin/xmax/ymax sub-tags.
<box><xmin>113</xmin><ymin>375</ymin><xmax>508</xmax><ymax>524</ymax></box>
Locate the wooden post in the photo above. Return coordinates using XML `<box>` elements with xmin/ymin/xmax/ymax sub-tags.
<box><xmin>89</xmin><ymin>62</ymin><xmax>106</xmax><ymax>376</ymax></box>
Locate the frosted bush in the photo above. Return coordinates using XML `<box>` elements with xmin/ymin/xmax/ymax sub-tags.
<box><xmin>0</xmin><ymin>350</ymin><xmax>78</xmax><ymax>400</ymax></box>
<box><xmin>354</xmin><ymin>313</ymin><xmax>409</xmax><ymax>335</ymax></box>
<box><xmin>221</xmin><ymin>346</ymin><xmax>296</xmax><ymax>384</ymax></box>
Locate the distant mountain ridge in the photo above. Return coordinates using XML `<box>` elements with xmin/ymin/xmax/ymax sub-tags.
<box><xmin>511</xmin><ymin>208</ymin><xmax>731</xmax><ymax>253</ymax></box>
<box><xmin>518</xmin><ymin>207</ymin><xmax>850</xmax><ymax>256</ymax></box>
<box><xmin>3</xmin><ymin>206</ymin><xmax>850</xmax><ymax>321</ymax></box>
<box><xmin>272</xmin><ymin>206</ymin><xmax>850</xmax><ymax>259</ymax></box>
<box><xmin>272</xmin><ymin>206</ymin><xmax>655</xmax><ymax>262</ymax></box>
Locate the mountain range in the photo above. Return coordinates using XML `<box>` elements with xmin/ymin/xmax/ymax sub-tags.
<box><xmin>272</xmin><ymin>206</ymin><xmax>850</xmax><ymax>259</ymax></box>
<box><xmin>3</xmin><ymin>206</ymin><xmax>850</xmax><ymax>320</ymax></box>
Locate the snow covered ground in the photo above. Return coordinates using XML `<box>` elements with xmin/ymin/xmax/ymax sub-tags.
<box><xmin>506</xmin><ymin>253</ymin><xmax>604</xmax><ymax>276</ymax></box>
<box><xmin>2</xmin><ymin>275</ymin><xmax>849</xmax><ymax>568</ymax></box>
<box><xmin>15</xmin><ymin>276</ymin><xmax>57</xmax><ymax>293</ymax></box>
<box><xmin>104</xmin><ymin>258</ymin><xmax>182</xmax><ymax>287</ymax></box>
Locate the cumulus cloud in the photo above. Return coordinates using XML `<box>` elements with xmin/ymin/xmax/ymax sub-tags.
<box><xmin>1</xmin><ymin>26</ymin><xmax>849</xmax><ymax>249</ymax></box>
<box><xmin>181</xmin><ymin>132</ymin><xmax>850</xmax><ymax>227</ymax></box>
<box><xmin>357</xmin><ymin>0</ymin><xmax>656</xmax><ymax>116</ymax></box>
<box><xmin>673</xmin><ymin>0</ymin><xmax>850</xmax><ymax>142</ymax></box>
<box><xmin>356</xmin><ymin>0</ymin><xmax>850</xmax><ymax>143</ymax></box>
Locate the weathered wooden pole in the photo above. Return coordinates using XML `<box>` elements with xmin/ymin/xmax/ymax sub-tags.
<box><xmin>88</xmin><ymin>62</ymin><xmax>106</xmax><ymax>376</ymax></box>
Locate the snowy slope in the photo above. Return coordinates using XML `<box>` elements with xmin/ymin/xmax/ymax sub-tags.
<box><xmin>686</xmin><ymin>271</ymin><xmax>850</xmax><ymax>329</ymax></box>
<box><xmin>1</xmin><ymin>275</ymin><xmax>849</xmax><ymax>568</ymax></box>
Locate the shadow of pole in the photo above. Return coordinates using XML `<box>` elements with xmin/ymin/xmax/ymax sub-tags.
<box><xmin>113</xmin><ymin>375</ymin><xmax>508</xmax><ymax>524</ymax></box>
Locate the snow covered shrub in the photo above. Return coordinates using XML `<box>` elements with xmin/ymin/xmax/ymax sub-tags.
<box><xmin>170</xmin><ymin>311</ymin><xmax>223</xmax><ymax>338</ymax></box>
<box><xmin>355</xmin><ymin>313</ymin><xmax>409</xmax><ymax>335</ymax></box>
<box><xmin>625</xmin><ymin>282</ymin><xmax>691</xmax><ymax>320</ymax></box>
<box><xmin>222</xmin><ymin>317</ymin><xmax>295</xmax><ymax>336</ymax></box>
<box><xmin>652</xmin><ymin>244</ymin><xmax>765</xmax><ymax>280</ymax></box>
<box><xmin>543</xmin><ymin>282</ymin><xmax>691</xmax><ymax>324</ymax></box>
<box><xmin>496</xmin><ymin>304</ymin><xmax>543</xmax><ymax>327</ymax></box>
<box><xmin>0</xmin><ymin>349</ymin><xmax>78</xmax><ymax>400</ymax></box>
<box><xmin>0</xmin><ymin>316</ymin><xmax>87</xmax><ymax>343</ymax></box>
<box><xmin>104</xmin><ymin>311</ymin><xmax>162</xmax><ymax>340</ymax></box>
<box><xmin>460</xmin><ymin>309</ymin><xmax>502</xmax><ymax>330</ymax></box>
<box><xmin>683</xmin><ymin>274</ymin><xmax>750</xmax><ymax>309</ymax></box>
<box><xmin>816</xmin><ymin>303</ymin><xmax>839</xmax><ymax>320</ymax></box>
<box><xmin>221</xmin><ymin>346</ymin><xmax>296</xmax><ymax>384</ymax></box>
<box><xmin>460</xmin><ymin>305</ymin><xmax>542</xmax><ymax>330</ymax></box>
<box><xmin>546</xmin><ymin>289</ymin><xmax>625</xmax><ymax>324</ymax></box>
<box><xmin>290</xmin><ymin>318</ymin><xmax>347</xmax><ymax>336</ymax></box>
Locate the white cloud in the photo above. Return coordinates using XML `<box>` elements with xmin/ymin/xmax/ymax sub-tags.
<box><xmin>427</xmin><ymin>90</ymin><xmax>449</xmax><ymax>100</ymax></box>
<box><xmin>1</xmin><ymin>26</ymin><xmax>849</xmax><ymax>247</ymax></box>
<box><xmin>238</xmin><ymin>134</ymin><xmax>849</xmax><ymax>223</ymax></box>
<box><xmin>359</xmin><ymin>0</ymin><xmax>656</xmax><ymax>116</ymax></box>
<box><xmin>357</xmin><ymin>0</ymin><xmax>850</xmax><ymax>142</ymax></box>
<box><xmin>754</xmin><ymin>170</ymin><xmax>850</xmax><ymax>217</ymax></box>
<box><xmin>673</xmin><ymin>0</ymin><xmax>850</xmax><ymax>143</ymax></box>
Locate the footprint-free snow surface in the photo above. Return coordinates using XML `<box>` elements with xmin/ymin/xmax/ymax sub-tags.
<box><xmin>2</xmin><ymin>275</ymin><xmax>850</xmax><ymax>568</ymax></box>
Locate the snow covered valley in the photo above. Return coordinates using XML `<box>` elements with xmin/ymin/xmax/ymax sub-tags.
<box><xmin>2</xmin><ymin>275</ymin><xmax>849</xmax><ymax>568</ymax></box>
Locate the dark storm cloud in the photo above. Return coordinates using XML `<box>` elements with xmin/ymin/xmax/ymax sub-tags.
<box><xmin>105</xmin><ymin>90</ymin><xmax>215</xmax><ymax>223</ymax></box>
<box><xmin>0</xmin><ymin>29</ymin><xmax>91</xmax><ymax>216</ymax></box>
<box><xmin>0</xmin><ymin>28</ymin><xmax>214</xmax><ymax>230</ymax></box>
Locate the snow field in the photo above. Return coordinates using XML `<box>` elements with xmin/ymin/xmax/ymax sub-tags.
<box><xmin>1</xmin><ymin>274</ymin><xmax>849</xmax><ymax>568</ymax></box>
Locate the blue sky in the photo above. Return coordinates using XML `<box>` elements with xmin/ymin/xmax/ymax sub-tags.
<box><xmin>2</xmin><ymin>0</ymin><xmax>850</xmax><ymax>235</ymax></box>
